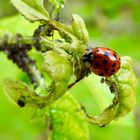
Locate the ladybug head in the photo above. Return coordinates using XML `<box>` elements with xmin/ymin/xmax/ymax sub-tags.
<box><xmin>82</xmin><ymin>48</ymin><xmax>93</xmax><ymax>64</ymax></box>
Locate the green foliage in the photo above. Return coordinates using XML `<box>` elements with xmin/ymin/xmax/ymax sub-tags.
<box><xmin>49</xmin><ymin>93</ymin><xmax>89</xmax><ymax>140</ymax></box>
<box><xmin>0</xmin><ymin>0</ymin><xmax>139</xmax><ymax>140</ymax></box>
<box><xmin>0</xmin><ymin>0</ymin><xmax>17</xmax><ymax>18</ymax></box>
<box><xmin>48</xmin><ymin>0</ymin><xmax>66</xmax><ymax>18</ymax></box>
<box><xmin>3</xmin><ymin>50</ymin><xmax>73</xmax><ymax>107</ymax></box>
<box><xmin>71</xmin><ymin>14</ymin><xmax>89</xmax><ymax>44</ymax></box>
<box><xmin>1</xmin><ymin>0</ymin><xmax>89</xmax><ymax>138</ymax></box>
<box><xmin>3</xmin><ymin>79</ymin><xmax>89</xmax><ymax>139</ymax></box>
<box><xmin>0</xmin><ymin>15</ymin><xmax>38</xmax><ymax>36</ymax></box>
<box><xmin>49</xmin><ymin>0</ymin><xmax>66</xmax><ymax>8</ymax></box>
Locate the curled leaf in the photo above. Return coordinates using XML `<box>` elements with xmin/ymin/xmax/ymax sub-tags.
<box><xmin>42</xmin><ymin>50</ymin><xmax>73</xmax><ymax>99</ymax></box>
<box><xmin>3</xmin><ymin>51</ymin><xmax>73</xmax><ymax>108</ymax></box>
<box><xmin>86</xmin><ymin>56</ymin><xmax>137</xmax><ymax>126</ymax></box>
<box><xmin>3</xmin><ymin>79</ymin><xmax>50</xmax><ymax>108</ymax></box>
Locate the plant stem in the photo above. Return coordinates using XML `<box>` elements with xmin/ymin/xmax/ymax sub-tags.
<box><xmin>0</xmin><ymin>34</ymin><xmax>44</xmax><ymax>86</ymax></box>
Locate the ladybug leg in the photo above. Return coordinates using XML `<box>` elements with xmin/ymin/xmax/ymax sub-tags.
<box><xmin>68</xmin><ymin>78</ymin><xmax>81</xmax><ymax>89</ymax></box>
<box><xmin>68</xmin><ymin>65</ymin><xmax>91</xmax><ymax>89</ymax></box>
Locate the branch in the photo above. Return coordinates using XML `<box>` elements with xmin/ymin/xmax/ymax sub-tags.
<box><xmin>0</xmin><ymin>34</ymin><xmax>44</xmax><ymax>86</ymax></box>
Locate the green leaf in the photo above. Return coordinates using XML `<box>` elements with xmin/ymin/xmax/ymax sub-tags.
<box><xmin>49</xmin><ymin>93</ymin><xmax>89</xmax><ymax>140</ymax></box>
<box><xmin>71</xmin><ymin>14</ymin><xmax>89</xmax><ymax>44</ymax></box>
<box><xmin>3</xmin><ymin>79</ymin><xmax>33</xmax><ymax>107</ymax></box>
<box><xmin>42</xmin><ymin>50</ymin><xmax>72</xmax><ymax>98</ymax></box>
<box><xmin>11</xmin><ymin>0</ymin><xmax>50</xmax><ymax>21</ymax></box>
<box><xmin>42</xmin><ymin>50</ymin><xmax>72</xmax><ymax>82</ymax></box>
<box><xmin>0</xmin><ymin>15</ymin><xmax>39</xmax><ymax>36</ymax></box>
<box><xmin>3</xmin><ymin>79</ymin><xmax>50</xmax><ymax>108</ymax></box>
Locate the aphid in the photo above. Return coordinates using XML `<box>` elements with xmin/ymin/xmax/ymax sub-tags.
<box><xmin>83</xmin><ymin>47</ymin><xmax>121</xmax><ymax>77</ymax></box>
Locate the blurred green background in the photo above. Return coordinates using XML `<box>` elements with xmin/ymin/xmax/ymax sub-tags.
<box><xmin>0</xmin><ymin>0</ymin><xmax>140</xmax><ymax>140</ymax></box>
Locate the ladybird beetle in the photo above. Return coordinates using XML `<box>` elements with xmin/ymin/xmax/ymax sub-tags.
<box><xmin>83</xmin><ymin>47</ymin><xmax>121</xmax><ymax>77</ymax></box>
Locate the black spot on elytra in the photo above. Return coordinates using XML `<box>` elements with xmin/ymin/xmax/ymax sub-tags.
<box><xmin>99</xmin><ymin>73</ymin><xmax>104</xmax><ymax>76</ymax></box>
<box><xmin>111</xmin><ymin>69</ymin><xmax>115</xmax><ymax>73</ymax></box>
<box><xmin>113</xmin><ymin>51</ymin><xmax>117</xmax><ymax>54</ymax></box>
<box><xmin>96</xmin><ymin>49</ymin><xmax>100</xmax><ymax>52</ymax></box>
<box><xmin>104</xmin><ymin>52</ymin><xmax>110</xmax><ymax>57</ymax></box>
<box><xmin>113</xmin><ymin>54</ymin><xmax>117</xmax><ymax>59</ymax></box>
<box><xmin>17</xmin><ymin>99</ymin><xmax>25</xmax><ymax>107</ymax></box>
<box><xmin>102</xmin><ymin>60</ymin><xmax>108</xmax><ymax>64</ymax></box>
<box><xmin>95</xmin><ymin>62</ymin><xmax>100</xmax><ymax>67</ymax></box>
<box><xmin>112</xmin><ymin>63</ymin><xmax>116</xmax><ymax>68</ymax></box>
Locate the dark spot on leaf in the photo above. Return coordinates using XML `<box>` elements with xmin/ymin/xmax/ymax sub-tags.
<box><xmin>17</xmin><ymin>99</ymin><xmax>25</xmax><ymax>107</ymax></box>
<box><xmin>100</xmin><ymin>124</ymin><xmax>106</xmax><ymax>127</ymax></box>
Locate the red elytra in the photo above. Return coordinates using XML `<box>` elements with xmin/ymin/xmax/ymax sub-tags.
<box><xmin>83</xmin><ymin>47</ymin><xmax>121</xmax><ymax>77</ymax></box>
